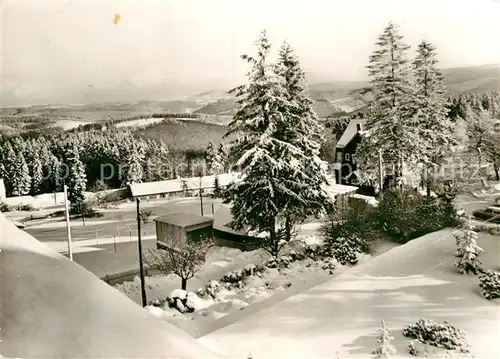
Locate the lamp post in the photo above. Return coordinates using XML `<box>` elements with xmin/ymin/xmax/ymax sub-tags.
<box><xmin>136</xmin><ymin>198</ymin><xmax>147</xmax><ymax>307</ymax></box>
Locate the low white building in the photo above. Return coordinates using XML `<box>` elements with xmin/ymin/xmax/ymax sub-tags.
<box><xmin>128</xmin><ymin>172</ymin><xmax>241</xmax><ymax>201</ymax></box>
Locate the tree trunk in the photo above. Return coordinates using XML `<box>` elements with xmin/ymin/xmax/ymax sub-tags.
<box><xmin>269</xmin><ymin>217</ymin><xmax>278</xmax><ymax>258</ymax></box>
<box><xmin>284</xmin><ymin>213</ymin><xmax>292</xmax><ymax>243</ymax></box>
<box><xmin>494</xmin><ymin>163</ymin><xmax>499</xmax><ymax>181</ymax></box>
<box><xmin>82</xmin><ymin>213</ymin><xmax>85</xmax><ymax>226</ymax></box>
<box><xmin>181</xmin><ymin>278</ymin><xmax>187</xmax><ymax>290</ymax></box>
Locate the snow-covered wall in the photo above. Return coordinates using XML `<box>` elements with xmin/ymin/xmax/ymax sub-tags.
<box><xmin>0</xmin><ymin>213</ymin><xmax>220</xmax><ymax>358</ymax></box>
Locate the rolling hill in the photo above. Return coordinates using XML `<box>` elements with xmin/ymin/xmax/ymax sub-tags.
<box><xmin>192</xmin><ymin>64</ymin><xmax>499</xmax><ymax>116</ymax></box>
<box><xmin>1</xmin><ymin>64</ymin><xmax>497</xmax><ymax>134</ymax></box>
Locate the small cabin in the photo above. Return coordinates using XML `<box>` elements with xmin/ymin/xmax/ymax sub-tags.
<box><xmin>154</xmin><ymin>213</ymin><xmax>213</xmax><ymax>250</ymax></box>
<box><xmin>333</xmin><ymin>119</ymin><xmax>366</xmax><ymax>186</ymax></box>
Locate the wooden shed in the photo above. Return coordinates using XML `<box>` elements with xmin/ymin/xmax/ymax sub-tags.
<box><xmin>154</xmin><ymin>213</ymin><xmax>214</xmax><ymax>250</ymax></box>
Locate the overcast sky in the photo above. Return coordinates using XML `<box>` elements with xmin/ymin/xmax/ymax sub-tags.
<box><xmin>2</xmin><ymin>0</ymin><xmax>500</xmax><ymax>105</ymax></box>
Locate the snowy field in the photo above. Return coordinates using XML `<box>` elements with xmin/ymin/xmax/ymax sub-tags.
<box><xmin>114</xmin><ymin>117</ymin><xmax>165</xmax><ymax>128</ymax></box>
<box><xmin>197</xmin><ymin>229</ymin><xmax>500</xmax><ymax>359</ymax></box>
<box><xmin>49</xmin><ymin>119</ymin><xmax>94</xmax><ymax>130</ymax></box>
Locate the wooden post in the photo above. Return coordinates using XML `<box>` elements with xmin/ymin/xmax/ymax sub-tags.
<box><xmin>113</xmin><ymin>236</ymin><xmax>117</xmax><ymax>253</ymax></box>
<box><xmin>212</xmin><ymin>203</ymin><xmax>215</xmax><ymax>215</ymax></box>
<box><xmin>63</xmin><ymin>185</ymin><xmax>73</xmax><ymax>261</ymax></box>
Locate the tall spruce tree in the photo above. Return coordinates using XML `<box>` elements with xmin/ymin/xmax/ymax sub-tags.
<box><xmin>10</xmin><ymin>148</ymin><xmax>32</xmax><ymax>197</ymax></box>
<box><xmin>411</xmin><ymin>40</ymin><xmax>456</xmax><ymax>194</ymax></box>
<box><xmin>223</xmin><ymin>31</ymin><xmax>330</xmax><ymax>257</ymax></box>
<box><xmin>205</xmin><ymin>141</ymin><xmax>217</xmax><ymax>174</ymax></box>
<box><xmin>124</xmin><ymin>146</ymin><xmax>144</xmax><ymax>185</ymax></box>
<box><xmin>30</xmin><ymin>151</ymin><xmax>44</xmax><ymax>195</ymax></box>
<box><xmin>356</xmin><ymin>22</ymin><xmax>417</xmax><ymax>188</ymax></box>
<box><xmin>273</xmin><ymin>40</ymin><xmax>332</xmax><ymax>240</ymax></box>
<box><xmin>223</xmin><ymin>30</ymin><xmax>294</xmax><ymax>257</ymax></box>
<box><xmin>63</xmin><ymin>144</ymin><xmax>87</xmax><ymax>210</ymax></box>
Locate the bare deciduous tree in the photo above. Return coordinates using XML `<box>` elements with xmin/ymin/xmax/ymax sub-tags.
<box><xmin>145</xmin><ymin>239</ymin><xmax>213</xmax><ymax>290</ymax></box>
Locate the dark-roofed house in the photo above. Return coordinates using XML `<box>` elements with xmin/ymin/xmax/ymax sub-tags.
<box><xmin>333</xmin><ymin>119</ymin><xmax>366</xmax><ymax>186</ymax></box>
<box><xmin>154</xmin><ymin>213</ymin><xmax>213</xmax><ymax>250</ymax></box>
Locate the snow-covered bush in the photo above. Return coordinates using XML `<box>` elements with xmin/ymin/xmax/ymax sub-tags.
<box><xmin>402</xmin><ymin>319</ymin><xmax>469</xmax><ymax>352</ymax></box>
<box><xmin>324</xmin><ymin>236</ymin><xmax>361</xmax><ymax>266</ymax></box>
<box><xmin>479</xmin><ymin>270</ymin><xmax>500</xmax><ymax>300</ymax></box>
<box><xmin>454</xmin><ymin>218</ymin><xmax>483</xmax><ymax>275</ymax></box>
<box><xmin>163</xmin><ymin>289</ymin><xmax>203</xmax><ymax>313</ymax></box>
<box><xmin>196</xmin><ymin>279</ymin><xmax>222</xmax><ymax>299</ymax></box>
<box><xmin>408</xmin><ymin>341</ymin><xmax>418</xmax><ymax>356</ymax></box>
<box><xmin>378</xmin><ymin>187</ymin><xmax>459</xmax><ymax>243</ymax></box>
<box><xmin>148</xmin><ymin>297</ymin><xmax>167</xmax><ymax>307</ymax></box>
<box><xmin>372</xmin><ymin>319</ymin><xmax>397</xmax><ymax>358</ymax></box>
<box><xmin>321</xmin><ymin>257</ymin><xmax>337</xmax><ymax>274</ymax></box>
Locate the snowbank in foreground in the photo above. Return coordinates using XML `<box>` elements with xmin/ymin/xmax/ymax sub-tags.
<box><xmin>0</xmin><ymin>213</ymin><xmax>220</xmax><ymax>358</ymax></box>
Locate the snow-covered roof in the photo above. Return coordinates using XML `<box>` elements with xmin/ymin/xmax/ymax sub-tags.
<box><xmin>335</xmin><ymin>119</ymin><xmax>366</xmax><ymax>149</ymax></box>
<box><xmin>155</xmin><ymin>213</ymin><xmax>213</xmax><ymax>229</ymax></box>
<box><xmin>325</xmin><ymin>183</ymin><xmax>358</xmax><ymax>198</ymax></box>
<box><xmin>350</xmin><ymin>193</ymin><xmax>379</xmax><ymax>207</ymax></box>
<box><xmin>129</xmin><ymin>172</ymin><xmax>241</xmax><ymax>198</ymax></box>
<box><xmin>0</xmin><ymin>213</ymin><xmax>220</xmax><ymax>358</ymax></box>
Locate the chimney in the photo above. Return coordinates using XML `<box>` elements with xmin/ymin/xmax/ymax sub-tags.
<box><xmin>357</xmin><ymin>123</ymin><xmax>362</xmax><ymax>132</ymax></box>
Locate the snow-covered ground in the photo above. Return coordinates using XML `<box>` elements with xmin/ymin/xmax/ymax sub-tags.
<box><xmin>2</xmin><ymin>191</ymin><xmax>97</xmax><ymax>209</ymax></box>
<box><xmin>197</xmin><ymin>229</ymin><xmax>500</xmax><ymax>359</ymax></box>
<box><xmin>115</xmin><ymin>224</ymin><xmax>392</xmax><ymax>338</ymax></box>
<box><xmin>114</xmin><ymin>117</ymin><xmax>165</xmax><ymax>128</ymax></box>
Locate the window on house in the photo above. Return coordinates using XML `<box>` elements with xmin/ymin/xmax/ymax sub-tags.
<box><xmin>345</xmin><ymin>153</ymin><xmax>350</xmax><ymax>161</ymax></box>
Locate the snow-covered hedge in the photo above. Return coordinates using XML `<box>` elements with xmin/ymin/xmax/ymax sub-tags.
<box><xmin>218</xmin><ymin>252</ymin><xmax>308</xmax><ymax>288</ymax></box>
<box><xmin>479</xmin><ymin>270</ymin><xmax>500</xmax><ymax>300</ymax></box>
<box><xmin>402</xmin><ymin>319</ymin><xmax>469</xmax><ymax>353</ymax></box>
<box><xmin>148</xmin><ymin>289</ymin><xmax>206</xmax><ymax>314</ymax></box>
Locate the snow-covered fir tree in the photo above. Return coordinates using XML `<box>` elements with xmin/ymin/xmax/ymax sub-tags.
<box><xmin>411</xmin><ymin>40</ymin><xmax>456</xmax><ymax>194</ymax></box>
<box><xmin>273</xmin><ymin>39</ymin><xmax>332</xmax><ymax>241</ymax></box>
<box><xmin>10</xmin><ymin>148</ymin><xmax>32</xmax><ymax>196</ymax></box>
<box><xmin>63</xmin><ymin>144</ymin><xmax>87</xmax><ymax>210</ymax></box>
<box><xmin>213</xmin><ymin>174</ymin><xmax>222</xmax><ymax>198</ymax></box>
<box><xmin>123</xmin><ymin>143</ymin><xmax>144</xmax><ymax>186</ymax></box>
<box><xmin>30</xmin><ymin>151</ymin><xmax>44</xmax><ymax>195</ymax></box>
<box><xmin>372</xmin><ymin>319</ymin><xmax>397</xmax><ymax>358</ymax></box>
<box><xmin>223</xmin><ymin>30</ymin><xmax>330</xmax><ymax>257</ymax></box>
<box><xmin>455</xmin><ymin>216</ymin><xmax>483</xmax><ymax>275</ymax></box>
<box><xmin>4</xmin><ymin>140</ymin><xmax>31</xmax><ymax>197</ymax></box>
<box><xmin>356</xmin><ymin>22</ymin><xmax>417</xmax><ymax>188</ymax></box>
<box><xmin>205</xmin><ymin>141</ymin><xmax>217</xmax><ymax>174</ymax></box>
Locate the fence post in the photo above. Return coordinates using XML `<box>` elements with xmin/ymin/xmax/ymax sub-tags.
<box><xmin>129</xmin><ymin>229</ymin><xmax>132</xmax><ymax>243</ymax></box>
<box><xmin>113</xmin><ymin>236</ymin><xmax>117</xmax><ymax>253</ymax></box>
<box><xmin>212</xmin><ymin>203</ymin><xmax>214</xmax><ymax>215</ymax></box>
